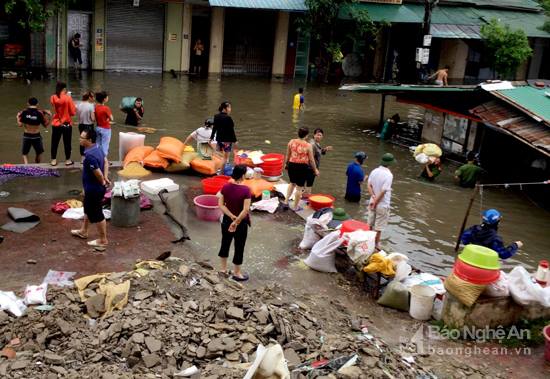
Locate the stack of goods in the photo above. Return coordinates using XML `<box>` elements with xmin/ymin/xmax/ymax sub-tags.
<box><xmin>445</xmin><ymin>244</ymin><xmax>500</xmax><ymax>306</ymax></box>
<box><xmin>259</xmin><ymin>154</ymin><xmax>284</xmax><ymax>181</ymax></box>
<box><xmin>234</xmin><ymin>150</ymin><xmax>264</xmax><ymax>167</ymax></box>
<box><xmin>413</xmin><ymin>143</ymin><xmax>442</xmax><ymax>164</ymax></box>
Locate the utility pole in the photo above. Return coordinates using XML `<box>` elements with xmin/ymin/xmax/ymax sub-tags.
<box><xmin>416</xmin><ymin>0</ymin><xmax>438</xmax><ymax>82</ymax></box>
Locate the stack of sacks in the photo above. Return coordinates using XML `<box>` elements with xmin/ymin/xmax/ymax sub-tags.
<box><xmin>413</xmin><ymin>143</ymin><xmax>442</xmax><ymax>165</ymax></box>
<box><xmin>445</xmin><ymin>244</ymin><xmax>500</xmax><ymax>307</ymax></box>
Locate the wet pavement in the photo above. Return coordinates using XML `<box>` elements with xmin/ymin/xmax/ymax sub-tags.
<box><xmin>0</xmin><ymin>199</ymin><xmax>174</xmax><ymax>290</ymax></box>
<box><xmin>1</xmin><ymin>72</ymin><xmax>549</xmax><ymax>277</ymax></box>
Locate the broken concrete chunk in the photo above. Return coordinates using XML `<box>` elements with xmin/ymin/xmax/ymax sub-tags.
<box><xmin>134</xmin><ymin>290</ymin><xmax>153</xmax><ymax>301</ymax></box>
<box><xmin>142</xmin><ymin>353</ymin><xmax>161</xmax><ymax>368</ymax></box>
<box><xmin>226</xmin><ymin>306</ymin><xmax>244</xmax><ymax>320</ymax></box>
<box><xmin>145</xmin><ymin>336</ymin><xmax>162</xmax><ymax>353</ymax></box>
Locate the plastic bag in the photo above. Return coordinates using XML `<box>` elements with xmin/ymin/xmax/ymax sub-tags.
<box><xmin>508</xmin><ymin>266</ymin><xmax>550</xmax><ymax>307</ymax></box>
<box><xmin>304</xmin><ymin>230</ymin><xmax>342</xmax><ymax>273</ymax></box>
<box><xmin>402</xmin><ymin>273</ymin><xmax>446</xmax><ymax>295</ymax></box>
<box><xmin>299</xmin><ymin>213</ymin><xmax>331</xmax><ymax>250</ymax></box>
<box><xmin>387</xmin><ymin>252</ymin><xmax>409</xmax><ymax>266</ymax></box>
<box><xmin>244</xmin><ymin>344</ymin><xmax>290</xmax><ymax>379</ymax></box>
<box><xmin>377</xmin><ymin>281</ymin><xmax>410</xmax><ymax>311</ymax></box>
<box><xmin>483</xmin><ymin>271</ymin><xmax>510</xmax><ymax>297</ymax></box>
<box><xmin>42</xmin><ymin>269</ymin><xmax>76</xmax><ymax>287</ymax></box>
<box><xmin>0</xmin><ymin>291</ymin><xmax>27</xmax><ymax>317</ymax></box>
<box><xmin>432</xmin><ymin>298</ymin><xmax>444</xmax><ymax>320</ymax></box>
<box><xmin>24</xmin><ymin>283</ymin><xmax>48</xmax><ymax>305</ymax></box>
<box><xmin>345</xmin><ymin>230</ymin><xmax>377</xmax><ymax>264</ymax></box>
<box><xmin>394</xmin><ymin>261</ymin><xmax>412</xmax><ymax>282</ymax></box>
<box><xmin>415</xmin><ymin>153</ymin><xmax>429</xmax><ymax>165</ymax></box>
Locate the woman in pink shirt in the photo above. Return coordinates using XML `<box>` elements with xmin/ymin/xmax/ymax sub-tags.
<box><xmin>50</xmin><ymin>82</ymin><xmax>76</xmax><ymax>166</ymax></box>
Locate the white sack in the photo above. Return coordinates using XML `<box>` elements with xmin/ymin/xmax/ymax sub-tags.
<box><xmin>299</xmin><ymin>213</ymin><xmax>332</xmax><ymax>250</ymax></box>
<box><xmin>304</xmin><ymin>230</ymin><xmax>342</xmax><ymax>273</ymax></box>
<box><xmin>483</xmin><ymin>271</ymin><xmax>510</xmax><ymax>298</ymax></box>
<box><xmin>344</xmin><ymin>230</ymin><xmax>377</xmax><ymax>264</ymax></box>
<box><xmin>24</xmin><ymin>283</ymin><xmax>48</xmax><ymax>305</ymax></box>
<box><xmin>508</xmin><ymin>266</ymin><xmax>550</xmax><ymax>307</ymax></box>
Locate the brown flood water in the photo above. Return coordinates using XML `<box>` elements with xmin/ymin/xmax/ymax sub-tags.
<box><xmin>0</xmin><ymin>72</ymin><xmax>548</xmax><ymax>275</ymax></box>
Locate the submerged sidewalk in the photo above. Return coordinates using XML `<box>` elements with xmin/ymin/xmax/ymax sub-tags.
<box><xmin>0</xmin><ymin>201</ymin><xmax>176</xmax><ymax>291</ymax></box>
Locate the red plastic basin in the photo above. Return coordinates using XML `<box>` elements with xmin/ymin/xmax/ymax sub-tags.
<box><xmin>309</xmin><ymin>194</ymin><xmax>335</xmax><ymax>211</ymax></box>
<box><xmin>260</xmin><ymin>153</ymin><xmax>284</xmax><ymax>166</ymax></box>
<box><xmin>453</xmin><ymin>259</ymin><xmax>500</xmax><ymax>285</ymax></box>
<box><xmin>201</xmin><ymin>176</ymin><xmax>230</xmax><ymax>195</ymax></box>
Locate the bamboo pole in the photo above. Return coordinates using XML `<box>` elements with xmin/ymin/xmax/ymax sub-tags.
<box><xmin>454</xmin><ymin>186</ymin><xmax>478</xmax><ymax>254</ymax></box>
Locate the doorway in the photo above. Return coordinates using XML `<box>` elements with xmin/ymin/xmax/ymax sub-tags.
<box><xmin>67</xmin><ymin>11</ymin><xmax>92</xmax><ymax>69</ymax></box>
<box><xmin>190</xmin><ymin>6</ymin><xmax>211</xmax><ymax>76</ymax></box>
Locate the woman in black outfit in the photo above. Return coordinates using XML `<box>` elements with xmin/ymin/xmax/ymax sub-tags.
<box><xmin>210</xmin><ymin>101</ymin><xmax>237</xmax><ymax>170</ymax></box>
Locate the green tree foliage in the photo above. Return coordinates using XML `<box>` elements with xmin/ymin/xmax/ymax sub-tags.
<box><xmin>297</xmin><ymin>0</ymin><xmax>377</xmax><ymax>78</ymax></box>
<box><xmin>4</xmin><ymin>0</ymin><xmax>67</xmax><ymax>32</ymax></box>
<box><xmin>539</xmin><ymin>0</ymin><xmax>550</xmax><ymax>33</ymax></box>
<box><xmin>480</xmin><ymin>19</ymin><xmax>533</xmax><ymax>79</ymax></box>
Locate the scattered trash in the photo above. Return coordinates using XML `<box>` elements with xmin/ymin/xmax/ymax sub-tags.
<box><xmin>42</xmin><ymin>270</ymin><xmax>76</xmax><ymax>287</ymax></box>
<box><xmin>23</xmin><ymin>284</ymin><xmax>48</xmax><ymax>305</ymax></box>
<box><xmin>35</xmin><ymin>304</ymin><xmax>54</xmax><ymax>312</ymax></box>
<box><xmin>0</xmin><ymin>347</ymin><xmax>16</xmax><ymax>359</ymax></box>
<box><xmin>0</xmin><ymin>290</ymin><xmax>27</xmax><ymax>317</ymax></box>
<box><xmin>244</xmin><ymin>344</ymin><xmax>289</xmax><ymax>379</ymax></box>
<box><xmin>26</xmin><ymin>259</ymin><xmax>37</xmax><ymax>265</ymax></box>
<box><xmin>174</xmin><ymin>365</ymin><xmax>199</xmax><ymax>377</ymax></box>
<box><xmin>1</xmin><ymin>207</ymin><xmax>41</xmax><ymax>234</ymax></box>
<box><xmin>264</xmin><ymin>139</ymin><xmax>271</xmax><ymax>144</ymax></box>
<box><xmin>0</xmin><ymin>191</ymin><xmax>10</xmax><ymax>198</ymax></box>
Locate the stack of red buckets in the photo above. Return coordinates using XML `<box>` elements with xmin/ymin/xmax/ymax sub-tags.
<box><xmin>259</xmin><ymin>153</ymin><xmax>284</xmax><ymax>178</ymax></box>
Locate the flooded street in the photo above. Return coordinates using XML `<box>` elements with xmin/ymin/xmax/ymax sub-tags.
<box><xmin>1</xmin><ymin>72</ymin><xmax>549</xmax><ymax>276</ymax></box>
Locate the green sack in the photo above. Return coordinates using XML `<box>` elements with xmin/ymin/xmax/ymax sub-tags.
<box><xmin>377</xmin><ymin>281</ymin><xmax>410</xmax><ymax>311</ymax></box>
<box><xmin>120</xmin><ymin>97</ymin><xmax>142</xmax><ymax>111</ymax></box>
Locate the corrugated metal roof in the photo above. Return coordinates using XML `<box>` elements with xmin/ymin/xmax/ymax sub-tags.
<box><xmin>437</xmin><ymin>0</ymin><xmax>542</xmax><ymax>12</ymax></box>
<box><xmin>471</xmin><ymin>101</ymin><xmax>550</xmax><ymax>156</ymax></box>
<box><xmin>493</xmin><ymin>86</ymin><xmax>550</xmax><ymax>125</ymax></box>
<box><xmin>340</xmin><ymin>3</ymin><xmax>422</xmax><ymax>23</ymax></box>
<box><xmin>209</xmin><ymin>0</ymin><xmax>307</xmax><ymax>11</ymax></box>
<box><xmin>430</xmin><ymin>24</ymin><xmax>481</xmax><ymax>39</ymax></box>
<box><xmin>343</xmin><ymin>3</ymin><xmax>550</xmax><ymax>38</ymax></box>
<box><xmin>339</xmin><ymin>83</ymin><xmax>477</xmax><ymax>92</ymax></box>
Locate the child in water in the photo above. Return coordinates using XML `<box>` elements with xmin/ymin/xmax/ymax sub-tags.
<box><xmin>293</xmin><ymin>88</ymin><xmax>305</xmax><ymax>110</ymax></box>
<box><xmin>124</xmin><ymin>98</ymin><xmax>144</xmax><ymax>126</ymax></box>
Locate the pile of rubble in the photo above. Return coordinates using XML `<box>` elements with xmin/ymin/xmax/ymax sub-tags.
<box><xmin>0</xmin><ymin>257</ymin><xmax>433</xmax><ymax>378</ymax></box>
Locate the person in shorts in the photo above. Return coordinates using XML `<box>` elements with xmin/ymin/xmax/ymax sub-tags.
<box><xmin>71</xmin><ymin>128</ymin><xmax>110</xmax><ymax>248</ymax></box>
<box><xmin>211</xmin><ymin>101</ymin><xmax>237</xmax><ymax>170</ymax></box>
<box><xmin>284</xmin><ymin>127</ymin><xmax>319</xmax><ymax>210</ymax></box>
<box><xmin>17</xmin><ymin>97</ymin><xmax>51</xmax><ymax>164</ymax></box>
<box><xmin>367</xmin><ymin>153</ymin><xmax>395</xmax><ymax>249</ymax></box>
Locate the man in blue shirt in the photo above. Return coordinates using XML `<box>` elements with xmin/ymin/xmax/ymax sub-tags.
<box><xmin>71</xmin><ymin>128</ymin><xmax>110</xmax><ymax>248</ymax></box>
<box><xmin>461</xmin><ymin>209</ymin><xmax>523</xmax><ymax>259</ymax></box>
<box><xmin>345</xmin><ymin>152</ymin><xmax>367</xmax><ymax>202</ymax></box>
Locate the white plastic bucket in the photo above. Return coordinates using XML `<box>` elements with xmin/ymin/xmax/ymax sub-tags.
<box><xmin>409</xmin><ymin>285</ymin><xmax>436</xmax><ymax>321</ymax></box>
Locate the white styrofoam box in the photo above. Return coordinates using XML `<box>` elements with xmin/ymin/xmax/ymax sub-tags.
<box><xmin>140</xmin><ymin>178</ymin><xmax>179</xmax><ymax>196</ymax></box>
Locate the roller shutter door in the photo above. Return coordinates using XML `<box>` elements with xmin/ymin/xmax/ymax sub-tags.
<box><xmin>106</xmin><ymin>0</ymin><xmax>164</xmax><ymax>71</ymax></box>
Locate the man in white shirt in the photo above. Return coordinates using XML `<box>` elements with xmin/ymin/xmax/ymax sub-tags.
<box><xmin>367</xmin><ymin>153</ymin><xmax>395</xmax><ymax>249</ymax></box>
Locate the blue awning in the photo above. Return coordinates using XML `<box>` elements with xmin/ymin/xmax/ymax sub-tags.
<box><xmin>209</xmin><ymin>0</ymin><xmax>307</xmax><ymax>11</ymax></box>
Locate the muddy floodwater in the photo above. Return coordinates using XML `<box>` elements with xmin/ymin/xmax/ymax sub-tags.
<box><xmin>1</xmin><ymin>72</ymin><xmax>549</xmax><ymax>276</ymax></box>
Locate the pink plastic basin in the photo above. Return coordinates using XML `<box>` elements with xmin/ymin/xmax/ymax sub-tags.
<box><xmin>193</xmin><ymin>195</ymin><xmax>222</xmax><ymax>222</ymax></box>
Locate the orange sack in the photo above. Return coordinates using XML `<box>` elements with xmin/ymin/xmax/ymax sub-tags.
<box><xmin>143</xmin><ymin>150</ymin><xmax>169</xmax><ymax>169</ymax></box>
<box><xmin>157</xmin><ymin>137</ymin><xmax>186</xmax><ymax>163</ymax></box>
<box><xmin>123</xmin><ymin>146</ymin><xmax>155</xmax><ymax>167</ymax></box>
<box><xmin>190</xmin><ymin>156</ymin><xmax>223</xmax><ymax>176</ymax></box>
<box><xmin>243</xmin><ymin>178</ymin><xmax>274</xmax><ymax>198</ymax></box>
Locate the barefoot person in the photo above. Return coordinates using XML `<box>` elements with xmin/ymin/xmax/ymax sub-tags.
<box><xmin>71</xmin><ymin>127</ymin><xmax>110</xmax><ymax>248</ymax></box>
<box><xmin>367</xmin><ymin>153</ymin><xmax>395</xmax><ymax>249</ymax></box>
<box><xmin>284</xmin><ymin>127</ymin><xmax>319</xmax><ymax>210</ymax></box>
<box><xmin>17</xmin><ymin>97</ymin><xmax>51</xmax><ymax>164</ymax></box>
<box><xmin>218</xmin><ymin>165</ymin><xmax>251</xmax><ymax>281</ymax></box>
<box><xmin>50</xmin><ymin>82</ymin><xmax>76</xmax><ymax>166</ymax></box>
<box><xmin>211</xmin><ymin>101</ymin><xmax>237</xmax><ymax>170</ymax></box>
